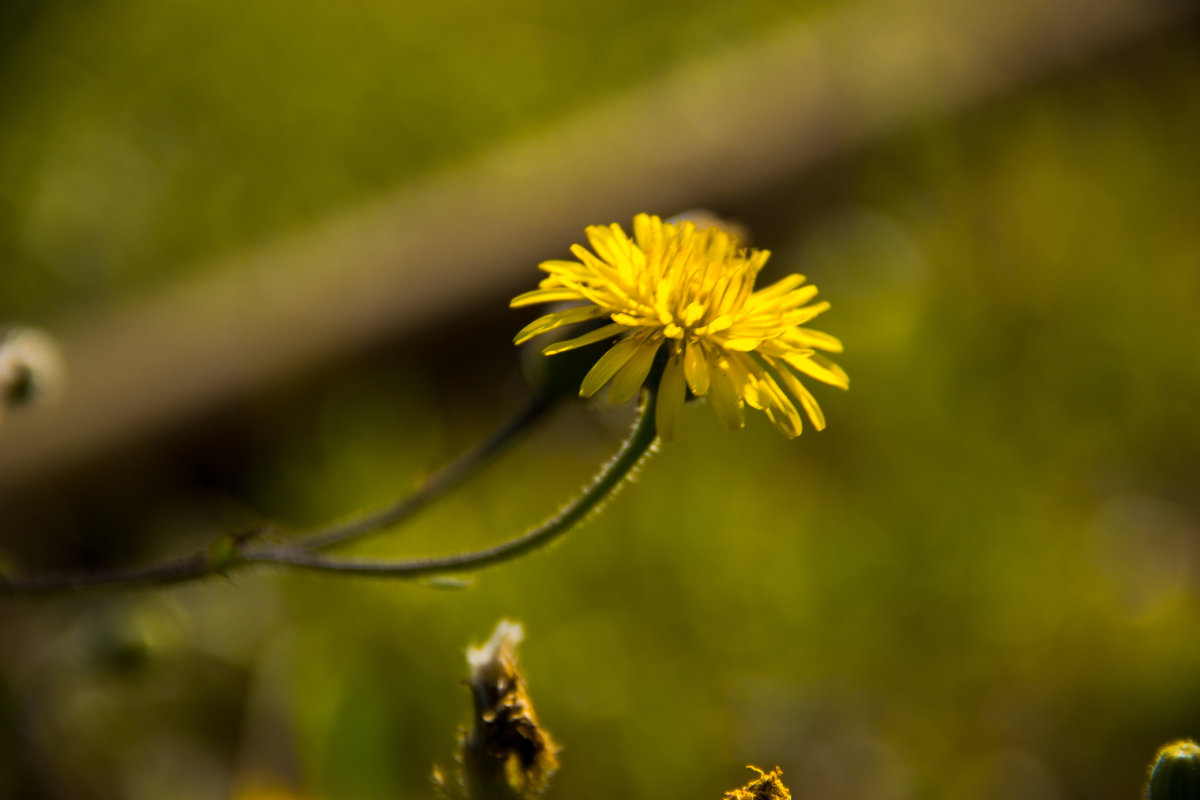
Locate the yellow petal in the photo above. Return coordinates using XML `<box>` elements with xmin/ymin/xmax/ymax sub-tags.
<box><xmin>608</xmin><ymin>338</ymin><xmax>660</xmax><ymax>404</ymax></box>
<box><xmin>538</xmin><ymin>259</ymin><xmax>589</xmax><ymax>276</ymax></box>
<box><xmin>756</xmin><ymin>372</ymin><xmax>803</xmax><ymax>437</ymax></box>
<box><xmin>706</xmin><ymin>315</ymin><xmax>733</xmax><ymax>333</ymax></box>
<box><xmin>722</xmin><ymin>352</ymin><xmax>755</xmax><ymax>396</ymax></box>
<box><xmin>654</xmin><ymin>278</ymin><xmax>674</xmax><ymax>322</ymax></box>
<box><xmin>510</xmin><ymin>288</ymin><xmax>584</xmax><ymax>308</ymax></box>
<box><xmin>583</xmin><ymin>225</ymin><xmax>616</xmax><ymax>262</ymax></box>
<box><xmin>786</xmin><ymin>353</ymin><xmax>849</xmax><ymax>389</ymax></box>
<box><xmin>655</xmin><ymin>354</ymin><xmax>686</xmax><ymax>441</ymax></box>
<box><xmin>584</xmin><ymin>224</ymin><xmax>633</xmax><ymax>270</ymax></box>
<box><xmin>705</xmin><ymin>228</ymin><xmax>732</xmax><ymax>264</ymax></box>
<box><xmin>513</xmin><ymin>305</ymin><xmax>609</xmax><ymax>344</ymax></box>
<box><xmin>751</xmin><ymin>273</ymin><xmax>806</xmax><ymax>301</ymax></box>
<box><xmin>632</xmin><ymin>213</ymin><xmax>663</xmax><ymax>256</ymax></box>
<box><xmin>781</xmin><ymin>301</ymin><xmax>831</xmax><ymax>326</ymax></box>
<box><xmin>754</xmin><ymin>283</ymin><xmax>817</xmax><ymax>309</ymax></box>
<box><xmin>771</xmin><ymin>408</ymin><xmax>803</xmax><ymax>438</ymax></box>
<box><xmin>708</xmin><ymin>361</ymin><xmax>745</xmax><ymax>430</ymax></box>
<box><xmin>681</xmin><ymin>302</ymin><xmax>705</xmax><ymax>327</ymax></box>
<box><xmin>611</xmin><ymin>312</ymin><xmax>656</xmax><ymax>327</ymax></box>
<box><xmin>746</xmin><ymin>248</ymin><xmax>771</xmax><ymax>275</ymax></box>
<box><xmin>579</xmin><ymin>339</ymin><xmax>640</xmax><ymax>397</ymax></box>
<box><xmin>788</xmin><ymin>373</ymin><xmax>826</xmax><ymax>430</ymax></box>
<box><xmin>755</xmin><ymin>340</ymin><xmax>814</xmax><ymax>360</ymax></box>
<box><xmin>721</xmin><ymin>337</ymin><xmax>763</xmax><ymax>351</ymax></box>
<box><xmin>569</xmin><ymin>244</ymin><xmax>625</xmax><ymax>286</ymax></box>
<box><xmin>763</xmin><ymin>354</ymin><xmax>825</xmax><ymax>431</ymax></box>
<box><xmin>542</xmin><ymin>322</ymin><xmax>625</xmax><ymax>355</ymax></box>
<box><xmin>777</xmin><ymin>284</ymin><xmax>819</xmax><ymax>307</ymax></box>
<box><xmin>791</xmin><ymin>327</ymin><xmax>844</xmax><ymax>353</ymax></box>
<box><xmin>742</xmin><ymin>375</ymin><xmax>763</xmax><ymax>409</ymax></box>
<box><xmin>683</xmin><ymin>343</ymin><xmax>710</xmax><ymax>396</ymax></box>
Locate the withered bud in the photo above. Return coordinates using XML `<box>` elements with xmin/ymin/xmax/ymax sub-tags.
<box><xmin>666</xmin><ymin>209</ymin><xmax>752</xmax><ymax>246</ymax></box>
<box><xmin>459</xmin><ymin>620</ymin><xmax>559</xmax><ymax>800</ymax></box>
<box><xmin>1147</xmin><ymin>740</ymin><xmax>1200</xmax><ymax>800</ymax></box>
<box><xmin>724</xmin><ymin>766</ymin><xmax>792</xmax><ymax>800</ymax></box>
<box><xmin>0</xmin><ymin>326</ymin><xmax>64</xmax><ymax>416</ymax></box>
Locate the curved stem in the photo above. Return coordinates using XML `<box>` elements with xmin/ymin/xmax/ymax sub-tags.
<box><xmin>0</xmin><ymin>552</ymin><xmax>214</xmax><ymax>594</ymax></box>
<box><xmin>297</xmin><ymin>391</ymin><xmax>554</xmax><ymax>552</ymax></box>
<box><xmin>0</xmin><ymin>391</ymin><xmax>656</xmax><ymax>595</ymax></box>
<box><xmin>0</xmin><ymin>393</ymin><xmax>557</xmax><ymax>596</ymax></box>
<box><xmin>244</xmin><ymin>390</ymin><xmax>659</xmax><ymax>579</ymax></box>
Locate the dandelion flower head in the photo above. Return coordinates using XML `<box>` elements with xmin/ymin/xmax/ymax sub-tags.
<box><xmin>511</xmin><ymin>213</ymin><xmax>847</xmax><ymax>439</ymax></box>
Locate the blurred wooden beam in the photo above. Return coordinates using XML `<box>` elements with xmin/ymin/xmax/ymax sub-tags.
<box><xmin>0</xmin><ymin>0</ymin><xmax>1190</xmax><ymax>489</ymax></box>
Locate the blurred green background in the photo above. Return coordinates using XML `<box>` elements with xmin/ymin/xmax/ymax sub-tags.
<box><xmin>0</xmin><ymin>0</ymin><xmax>826</xmax><ymax>319</ymax></box>
<box><xmin>2</xmin><ymin>1</ymin><xmax>1200</xmax><ymax>799</ymax></box>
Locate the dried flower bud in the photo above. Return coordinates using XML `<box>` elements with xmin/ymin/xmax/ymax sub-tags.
<box><xmin>666</xmin><ymin>209</ymin><xmax>752</xmax><ymax>245</ymax></box>
<box><xmin>457</xmin><ymin>620</ymin><xmax>559</xmax><ymax>800</ymax></box>
<box><xmin>0</xmin><ymin>326</ymin><xmax>65</xmax><ymax>417</ymax></box>
<box><xmin>1147</xmin><ymin>740</ymin><xmax>1200</xmax><ymax>800</ymax></box>
<box><xmin>724</xmin><ymin>766</ymin><xmax>792</xmax><ymax>800</ymax></box>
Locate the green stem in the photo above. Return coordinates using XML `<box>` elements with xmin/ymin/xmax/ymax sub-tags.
<box><xmin>0</xmin><ymin>552</ymin><xmax>215</xmax><ymax>594</ymax></box>
<box><xmin>0</xmin><ymin>391</ymin><xmax>656</xmax><ymax>595</ymax></box>
<box><xmin>0</xmin><ymin>393</ymin><xmax>556</xmax><ymax>596</ymax></box>
<box><xmin>298</xmin><ymin>391</ymin><xmax>554</xmax><ymax>552</ymax></box>
<box><xmin>243</xmin><ymin>389</ymin><xmax>659</xmax><ymax>579</ymax></box>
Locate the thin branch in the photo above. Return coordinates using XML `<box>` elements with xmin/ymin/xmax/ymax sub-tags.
<box><xmin>0</xmin><ymin>393</ymin><xmax>554</xmax><ymax>595</ymax></box>
<box><xmin>296</xmin><ymin>390</ymin><xmax>555</xmax><ymax>552</ymax></box>
<box><xmin>0</xmin><ymin>552</ymin><xmax>214</xmax><ymax>594</ymax></box>
<box><xmin>0</xmin><ymin>391</ymin><xmax>655</xmax><ymax>596</ymax></box>
<box><xmin>244</xmin><ymin>390</ymin><xmax>658</xmax><ymax>579</ymax></box>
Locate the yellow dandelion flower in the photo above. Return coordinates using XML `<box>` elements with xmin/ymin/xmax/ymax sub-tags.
<box><xmin>511</xmin><ymin>213</ymin><xmax>848</xmax><ymax>439</ymax></box>
<box><xmin>724</xmin><ymin>766</ymin><xmax>792</xmax><ymax>800</ymax></box>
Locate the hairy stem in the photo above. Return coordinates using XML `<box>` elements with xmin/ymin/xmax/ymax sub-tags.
<box><xmin>0</xmin><ymin>552</ymin><xmax>214</xmax><ymax>594</ymax></box>
<box><xmin>0</xmin><ymin>393</ymin><xmax>555</xmax><ymax>596</ymax></box>
<box><xmin>243</xmin><ymin>390</ymin><xmax>658</xmax><ymax>579</ymax></box>
<box><xmin>0</xmin><ymin>391</ymin><xmax>658</xmax><ymax>595</ymax></box>
<box><xmin>298</xmin><ymin>391</ymin><xmax>554</xmax><ymax>551</ymax></box>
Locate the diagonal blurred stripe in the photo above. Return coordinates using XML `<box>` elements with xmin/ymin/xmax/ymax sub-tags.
<box><xmin>0</xmin><ymin>0</ymin><xmax>1190</xmax><ymax>489</ymax></box>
